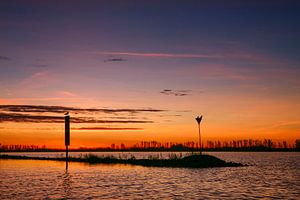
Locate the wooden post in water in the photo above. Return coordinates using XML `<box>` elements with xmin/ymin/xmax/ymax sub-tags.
<box><xmin>195</xmin><ymin>115</ymin><xmax>203</xmax><ymax>155</ymax></box>
<box><xmin>65</xmin><ymin>112</ymin><xmax>70</xmax><ymax>170</ymax></box>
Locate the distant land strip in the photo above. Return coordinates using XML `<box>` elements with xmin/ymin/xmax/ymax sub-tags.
<box><xmin>0</xmin><ymin>154</ymin><xmax>244</xmax><ymax>168</ymax></box>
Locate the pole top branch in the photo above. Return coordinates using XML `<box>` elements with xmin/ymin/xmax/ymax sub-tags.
<box><xmin>195</xmin><ymin>115</ymin><xmax>203</xmax><ymax>124</ymax></box>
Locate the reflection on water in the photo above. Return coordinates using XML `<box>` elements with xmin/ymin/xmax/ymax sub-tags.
<box><xmin>61</xmin><ymin>171</ymin><xmax>72</xmax><ymax>199</ymax></box>
<box><xmin>0</xmin><ymin>152</ymin><xmax>299</xmax><ymax>199</ymax></box>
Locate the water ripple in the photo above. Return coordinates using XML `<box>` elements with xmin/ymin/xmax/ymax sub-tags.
<box><xmin>0</xmin><ymin>152</ymin><xmax>299</xmax><ymax>199</ymax></box>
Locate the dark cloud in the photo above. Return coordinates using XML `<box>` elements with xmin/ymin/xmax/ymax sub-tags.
<box><xmin>160</xmin><ymin>89</ymin><xmax>192</xmax><ymax>96</ymax></box>
<box><xmin>157</xmin><ymin>114</ymin><xmax>182</xmax><ymax>117</ymax></box>
<box><xmin>0</xmin><ymin>105</ymin><xmax>163</xmax><ymax>124</ymax></box>
<box><xmin>176</xmin><ymin>110</ymin><xmax>192</xmax><ymax>113</ymax></box>
<box><xmin>0</xmin><ymin>112</ymin><xmax>63</xmax><ymax>123</ymax></box>
<box><xmin>85</xmin><ymin>120</ymin><xmax>153</xmax><ymax>124</ymax></box>
<box><xmin>0</xmin><ymin>105</ymin><xmax>165</xmax><ymax>114</ymax></box>
<box><xmin>73</xmin><ymin>127</ymin><xmax>143</xmax><ymax>131</ymax></box>
<box><xmin>0</xmin><ymin>105</ymin><xmax>69</xmax><ymax>113</ymax></box>
<box><xmin>104</xmin><ymin>58</ymin><xmax>127</xmax><ymax>62</ymax></box>
<box><xmin>0</xmin><ymin>56</ymin><xmax>10</xmax><ymax>60</ymax></box>
<box><xmin>0</xmin><ymin>112</ymin><xmax>153</xmax><ymax>124</ymax></box>
<box><xmin>106</xmin><ymin>116</ymin><xmax>147</xmax><ymax>120</ymax></box>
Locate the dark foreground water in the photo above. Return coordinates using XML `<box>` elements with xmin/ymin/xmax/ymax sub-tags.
<box><xmin>0</xmin><ymin>152</ymin><xmax>299</xmax><ymax>199</ymax></box>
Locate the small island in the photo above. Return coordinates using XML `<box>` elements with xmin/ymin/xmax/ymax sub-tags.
<box><xmin>0</xmin><ymin>154</ymin><xmax>244</xmax><ymax>168</ymax></box>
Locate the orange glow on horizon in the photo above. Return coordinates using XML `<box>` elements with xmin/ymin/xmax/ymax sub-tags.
<box><xmin>1</xmin><ymin>0</ymin><xmax>300</xmax><ymax>150</ymax></box>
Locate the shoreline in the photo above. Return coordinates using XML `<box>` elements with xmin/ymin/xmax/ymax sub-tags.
<box><xmin>0</xmin><ymin>154</ymin><xmax>244</xmax><ymax>168</ymax></box>
<box><xmin>1</xmin><ymin>149</ymin><xmax>298</xmax><ymax>153</ymax></box>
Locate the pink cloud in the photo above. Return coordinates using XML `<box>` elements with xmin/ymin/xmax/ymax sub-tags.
<box><xmin>21</xmin><ymin>71</ymin><xmax>58</xmax><ymax>90</ymax></box>
<box><xmin>91</xmin><ymin>50</ymin><xmax>276</xmax><ymax>64</ymax></box>
<box><xmin>94</xmin><ymin>51</ymin><xmax>222</xmax><ymax>59</ymax></box>
<box><xmin>58</xmin><ymin>90</ymin><xmax>78</xmax><ymax>98</ymax></box>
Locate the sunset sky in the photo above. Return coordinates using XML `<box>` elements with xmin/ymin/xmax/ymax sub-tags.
<box><xmin>0</xmin><ymin>1</ymin><xmax>299</xmax><ymax>148</ymax></box>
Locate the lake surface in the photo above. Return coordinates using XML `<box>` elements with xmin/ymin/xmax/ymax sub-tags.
<box><xmin>0</xmin><ymin>152</ymin><xmax>299</xmax><ymax>199</ymax></box>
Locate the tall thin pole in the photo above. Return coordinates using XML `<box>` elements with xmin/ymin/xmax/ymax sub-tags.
<box><xmin>65</xmin><ymin>112</ymin><xmax>70</xmax><ymax>170</ymax></box>
<box><xmin>195</xmin><ymin>115</ymin><xmax>203</xmax><ymax>155</ymax></box>
<box><xmin>198</xmin><ymin>122</ymin><xmax>201</xmax><ymax>155</ymax></box>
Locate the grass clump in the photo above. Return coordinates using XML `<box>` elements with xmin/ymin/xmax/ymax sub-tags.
<box><xmin>0</xmin><ymin>154</ymin><xmax>244</xmax><ymax>168</ymax></box>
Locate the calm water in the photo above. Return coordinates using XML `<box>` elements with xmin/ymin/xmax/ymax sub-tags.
<box><xmin>0</xmin><ymin>152</ymin><xmax>299</xmax><ymax>199</ymax></box>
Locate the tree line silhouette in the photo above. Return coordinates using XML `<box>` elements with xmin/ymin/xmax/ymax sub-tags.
<box><xmin>1</xmin><ymin>139</ymin><xmax>299</xmax><ymax>152</ymax></box>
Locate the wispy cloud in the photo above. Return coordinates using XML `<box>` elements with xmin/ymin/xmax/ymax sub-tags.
<box><xmin>94</xmin><ymin>51</ymin><xmax>221</xmax><ymax>59</ymax></box>
<box><xmin>21</xmin><ymin>71</ymin><xmax>58</xmax><ymax>90</ymax></box>
<box><xmin>73</xmin><ymin>127</ymin><xmax>143</xmax><ymax>131</ymax></box>
<box><xmin>0</xmin><ymin>56</ymin><xmax>10</xmax><ymax>60</ymax></box>
<box><xmin>160</xmin><ymin>89</ymin><xmax>192</xmax><ymax>96</ymax></box>
<box><xmin>104</xmin><ymin>57</ymin><xmax>127</xmax><ymax>62</ymax></box>
<box><xmin>272</xmin><ymin>121</ymin><xmax>300</xmax><ymax>129</ymax></box>
<box><xmin>255</xmin><ymin>120</ymin><xmax>300</xmax><ymax>133</ymax></box>
<box><xmin>176</xmin><ymin>110</ymin><xmax>192</xmax><ymax>113</ymax></box>
<box><xmin>0</xmin><ymin>105</ymin><xmax>165</xmax><ymax>114</ymax></box>
<box><xmin>0</xmin><ymin>112</ymin><xmax>153</xmax><ymax>124</ymax></box>
<box><xmin>0</xmin><ymin>105</ymin><xmax>165</xmax><ymax>124</ymax></box>
<box><xmin>0</xmin><ymin>112</ymin><xmax>63</xmax><ymax>123</ymax></box>
<box><xmin>91</xmin><ymin>50</ymin><xmax>276</xmax><ymax>64</ymax></box>
<box><xmin>58</xmin><ymin>91</ymin><xmax>78</xmax><ymax>98</ymax></box>
<box><xmin>72</xmin><ymin>119</ymin><xmax>153</xmax><ymax>124</ymax></box>
<box><xmin>22</xmin><ymin>71</ymin><xmax>49</xmax><ymax>82</ymax></box>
